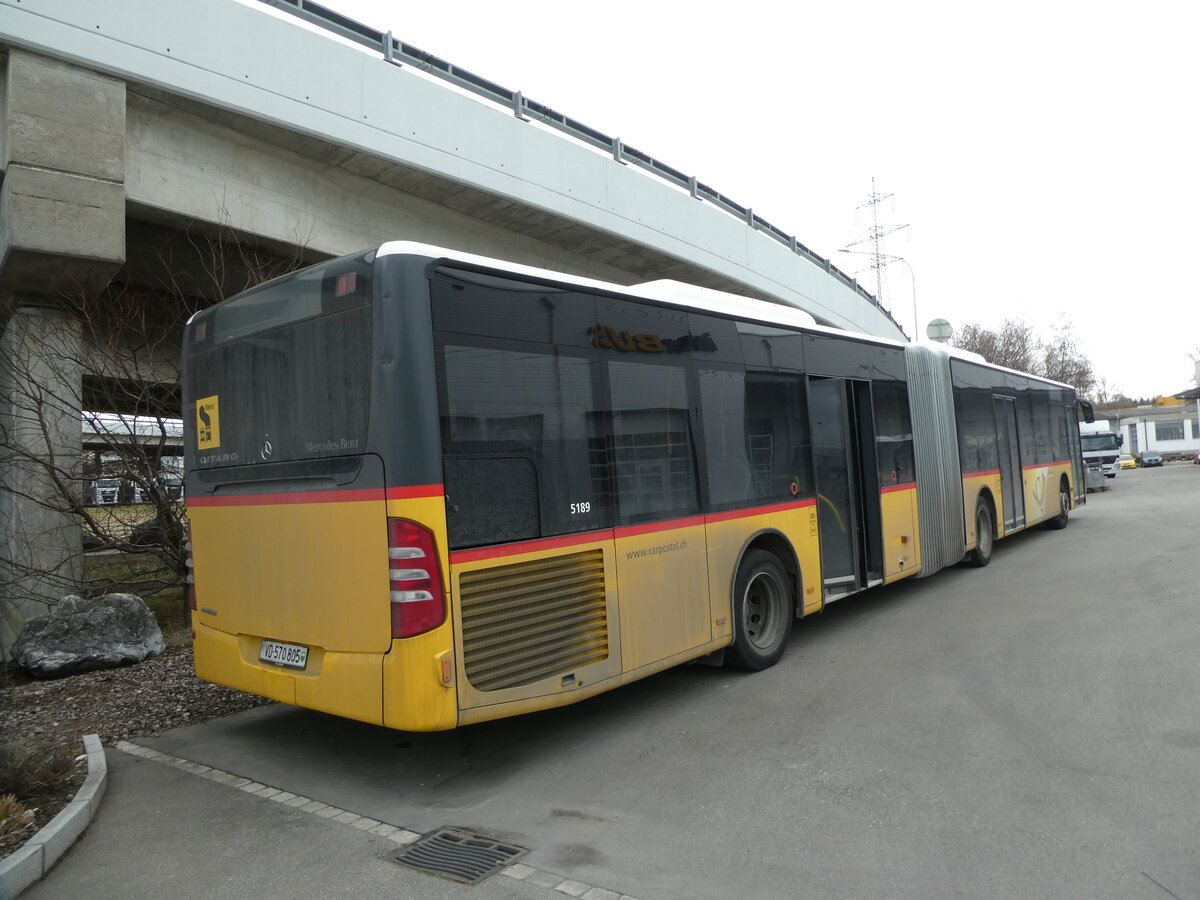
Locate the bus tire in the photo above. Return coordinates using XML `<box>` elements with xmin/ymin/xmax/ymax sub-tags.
<box><xmin>1046</xmin><ymin>478</ymin><xmax>1070</xmax><ymax>530</ymax></box>
<box><xmin>726</xmin><ymin>549</ymin><xmax>793</xmax><ymax>671</ymax></box>
<box><xmin>968</xmin><ymin>497</ymin><xmax>994</xmax><ymax>567</ymax></box>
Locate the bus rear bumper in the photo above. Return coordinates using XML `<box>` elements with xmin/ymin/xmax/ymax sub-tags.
<box><xmin>192</xmin><ymin>618</ymin><xmax>384</xmax><ymax>726</ymax></box>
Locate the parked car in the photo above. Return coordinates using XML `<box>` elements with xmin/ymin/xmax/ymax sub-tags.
<box><xmin>1194</xmin><ymin>451</ymin><xmax>1200</xmax><ymax>465</ymax></box>
<box><xmin>1139</xmin><ymin>451</ymin><xmax>1163</xmax><ymax>468</ymax></box>
<box><xmin>1119</xmin><ymin>454</ymin><xmax>1137</xmax><ymax>469</ymax></box>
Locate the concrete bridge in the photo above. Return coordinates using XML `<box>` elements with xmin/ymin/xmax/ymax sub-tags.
<box><xmin>0</xmin><ymin>0</ymin><xmax>902</xmax><ymax>653</ymax></box>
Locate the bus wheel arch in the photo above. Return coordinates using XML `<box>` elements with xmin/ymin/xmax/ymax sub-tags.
<box><xmin>735</xmin><ymin>530</ymin><xmax>802</xmax><ymax>612</ymax></box>
<box><xmin>967</xmin><ymin>490</ymin><xmax>996</xmax><ymax>567</ymax></box>
<box><xmin>726</xmin><ymin>533</ymin><xmax>797</xmax><ymax>671</ymax></box>
<box><xmin>1045</xmin><ymin>474</ymin><xmax>1071</xmax><ymax>530</ymax></box>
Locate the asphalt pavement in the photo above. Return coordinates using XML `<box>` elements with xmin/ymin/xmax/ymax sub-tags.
<box><xmin>25</xmin><ymin>464</ymin><xmax>1200</xmax><ymax>900</ymax></box>
<box><xmin>23</xmin><ymin>744</ymin><xmax>593</xmax><ymax>900</ymax></box>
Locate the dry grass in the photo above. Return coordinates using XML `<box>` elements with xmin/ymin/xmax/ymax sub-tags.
<box><xmin>84</xmin><ymin>503</ymin><xmax>159</xmax><ymax>539</ymax></box>
<box><xmin>82</xmin><ymin>552</ymin><xmax>189</xmax><ymax>630</ymax></box>
<box><xmin>0</xmin><ymin>740</ymin><xmax>80</xmax><ymax>807</ymax></box>
<box><xmin>0</xmin><ymin>794</ymin><xmax>34</xmax><ymax>840</ymax></box>
<box><xmin>0</xmin><ymin>741</ymin><xmax>85</xmax><ymax>858</ymax></box>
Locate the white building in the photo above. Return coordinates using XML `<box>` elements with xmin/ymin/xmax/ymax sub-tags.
<box><xmin>1115</xmin><ymin>400</ymin><xmax>1200</xmax><ymax>459</ymax></box>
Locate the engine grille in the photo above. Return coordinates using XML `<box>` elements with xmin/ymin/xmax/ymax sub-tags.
<box><xmin>460</xmin><ymin>548</ymin><xmax>609</xmax><ymax>692</ymax></box>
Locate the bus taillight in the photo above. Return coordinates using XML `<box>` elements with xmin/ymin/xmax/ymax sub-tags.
<box><xmin>184</xmin><ymin>522</ymin><xmax>197</xmax><ymax>612</ymax></box>
<box><xmin>387</xmin><ymin>518</ymin><xmax>446</xmax><ymax>638</ymax></box>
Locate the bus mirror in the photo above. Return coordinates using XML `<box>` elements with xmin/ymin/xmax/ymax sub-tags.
<box><xmin>1079</xmin><ymin>400</ymin><xmax>1095</xmax><ymax>424</ymax></box>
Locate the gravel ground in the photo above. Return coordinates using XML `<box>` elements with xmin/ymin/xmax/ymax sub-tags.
<box><xmin>0</xmin><ymin>634</ymin><xmax>269</xmax><ymax>858</ymax></box>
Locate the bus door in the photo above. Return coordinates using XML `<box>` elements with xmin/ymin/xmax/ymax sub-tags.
<box><xmin>993</xmin><ymin>396</ymin><xmax>1024</xmax><ymax>530</ymax></box>
<box><xmin>808</xmin><ymin>377</ymin><xmax>883</xmax><ymax>601</ymax></box>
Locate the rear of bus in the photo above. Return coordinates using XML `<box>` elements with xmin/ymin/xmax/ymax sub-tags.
<box><xmin>183</xmin><ymin>248</ymin><xmax>458</xmax><ymax>731</ymax></box>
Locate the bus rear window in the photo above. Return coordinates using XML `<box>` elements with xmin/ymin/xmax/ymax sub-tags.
<box><xmin>194</xmin><ymin>254</ymin><xmax>373</xmax><ymax>346</ymax></box>
<box><xmin>185</xmin><ymin>254</ymin><xmax>373</xmax><ymax>469</ymax></box>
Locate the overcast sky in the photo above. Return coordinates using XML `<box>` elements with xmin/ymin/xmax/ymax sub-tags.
<box><xmin>276</xmin><ymin>0</ymin><xmax>1198</xmax><ymax>398</ymax></box>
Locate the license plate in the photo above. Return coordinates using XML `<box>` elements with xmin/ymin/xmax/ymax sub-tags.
<box><xmin>259</xmin><ymin>639</ymin><xmax>309</xmax><ymax>670</ymax></box>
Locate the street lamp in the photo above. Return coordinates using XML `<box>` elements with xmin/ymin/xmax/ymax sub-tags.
<box><xmin>838</xmin><ymin>249</ymin><xmax>918</xmax><ymax>341</ymax></box>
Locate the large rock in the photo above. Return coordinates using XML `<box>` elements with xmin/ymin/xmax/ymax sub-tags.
<box><xmin>12</xmin><ymin>593</ymin><xmax>165</xmax><ymax>677</ymax></box>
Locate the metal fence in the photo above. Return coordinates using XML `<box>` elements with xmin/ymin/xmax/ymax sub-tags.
<box><xmin>259</xmin><ymin>0</ymin><xmax>898</xmax><ymax>328</ymax></box>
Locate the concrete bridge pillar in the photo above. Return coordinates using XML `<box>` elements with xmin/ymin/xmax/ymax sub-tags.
<box><xmin>0</xmin><ymin>50</ymin><xmax>125</xmax><ymax>657</ymax></box>
<box><xmin>0</xmin><ymin>305</ymin><xmax>85</xmax><ymax>655</ymax></box>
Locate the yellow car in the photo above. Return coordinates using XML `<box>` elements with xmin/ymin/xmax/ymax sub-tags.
<box><xmin>1119</xmin><ymin>454</ymin><xmax>1137</xmax><ymax>469</ymax></box>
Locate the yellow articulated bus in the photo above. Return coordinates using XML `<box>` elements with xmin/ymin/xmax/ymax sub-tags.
<box><xmin>182</xmin><ymin>242</ymin><xmax>1087</xmax><ymax>731</ymax></box>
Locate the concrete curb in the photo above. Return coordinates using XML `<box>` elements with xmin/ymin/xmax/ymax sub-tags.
<box><xmin>0</xmin><ymin>734</ymin><xmax>106</xmax><ymax>900</ymax></box>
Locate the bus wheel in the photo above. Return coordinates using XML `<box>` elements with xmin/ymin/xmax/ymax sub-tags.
<box><xmin>727</xmin><ymin>549</ymin><xmax>793</xmax><ymax>671</ymax></box>
<box><xmin>968</xmin><ymin>498</ymin><xmax>994</xmax><ymax>567</ymax></box>
<box><xmin>1046</xmin><ymin>479</ymin><xmax>1070</xmax><ymax>530</ymax></box>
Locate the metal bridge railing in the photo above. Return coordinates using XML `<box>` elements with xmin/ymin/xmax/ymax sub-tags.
<box><xmin>259</xmin><ymin>0</ymin><xmax>898</xmax><ymax>328</ymax></box>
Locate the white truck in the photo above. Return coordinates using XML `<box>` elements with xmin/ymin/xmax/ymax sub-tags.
<box><xmin>1080</xmin><ymin>419</ymin><xmax>1122</xmax><ymax>479</ymax></box>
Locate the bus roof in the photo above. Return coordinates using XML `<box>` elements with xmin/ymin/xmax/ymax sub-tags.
<box><xmin>378</xmin><ymin>240</ymin><xmax>896</xmax><ymax>346</ymax></box>
<box><xmin>370</xmin><ymin>242</ymin><xmax>1070</xmax><ymax>392</ymax></box>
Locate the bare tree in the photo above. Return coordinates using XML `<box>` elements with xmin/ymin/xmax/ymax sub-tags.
<box><xmin>1</xmin><ymin>225</ymin><xmax>312</xmax><ymax>626</ymax></box>
<box><xmin>952</xmin><ymin>319</ymin><xmax>1040</xmax><ymax>373</ymax></box>
<box><xmin>952</xmin><ymin>318</ymin><xmax>1097</xmax><ymax>398</ymax></box>
<box><xmin>1090</xmin><ymin>376</ymin><xmax>1137</xmax><ymax>409</ymax></box>
<box><xmin>1098</xmin><ymin>392</ymin><xmax>1144</xmax><ymax>411</ymax></box>
<box><xmin>1092</xmin><ymin>377</ymin><xmax>1114</xmax><ymax>407</ymax></box>
<box><xmin>1040</xmin><ymin>323</ymin><xmax>1096</xmax><ymax>398</ymax></box>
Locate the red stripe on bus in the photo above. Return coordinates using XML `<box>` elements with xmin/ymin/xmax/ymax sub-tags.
<box><xmin>879</xmin><ymin>482</ymin><xmax>917</xmax><ymax>495</ymax></box>
<box><xmin>452</xmin><ymin>519</ymin><xmax>708</xmax><ymax>564</ymax></box>
<box><xmin>452</xmin><ymin>530</ymin><xmax>613</xmax><ymax>564</ymax></box>
<box><xmin>188</xmin><ymin>483</ymin><xmax>444</xmax><ymax>508</ymax></box>
<box><xmin>965</xmin><ymin>463</ymin><xmax>1071</xmax><ymax>478</ymax></box>
<box><xmin>451</xmin><ymin>500</ymin><xmax>819</xmax><ymax>564</ymax></box>
<box><xmin>386</xmin><ymin>484</ymin><xmax>444</xmax><ymax>500</ymax></box>
<box><xmin>704</xmin><ymin>498</ymin><xmax>817</xmax><ymax>524</ymax></box>
<box><xmin>187</xmin><ymin>487</ymin><xmax>386</xmax><ymax>508</ymax></box>
<box><xmin>615</xmin><ymin>515</ymin><xmax>707</xmax><ymax>538</ymax></box>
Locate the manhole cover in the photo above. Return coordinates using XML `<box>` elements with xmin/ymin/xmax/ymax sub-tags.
<box><xmin>388</xmin><ymin>827</ymin><xmax>528</xmax><ymax>884</ymax></box>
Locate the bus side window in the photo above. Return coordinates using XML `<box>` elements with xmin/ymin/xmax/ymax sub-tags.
<box><xmin>444</xmin><ymin>456</ymin><xmax>540</xmax><ymax>548</ymax></box>
<box><xmin>603</xmin><ymin>360</ymin><xmax>699</xmax><ymax>524</ymax></box>
<box><xmin>697</xmin><ymin>367</ymin><xmax>755</xmax><ymax>509</ymax></box>
<box><xmin>1050</xmin><ymin>390</ymin><xmax>1071</xmax><ymax>462</ymax></box>
<box><xmin>744</xmin><ymin>373</ymin><xmax>813</xmax><ymax>502</ymax></box>
<box><xmin>872</xmin><ymin>380</ymin><xmax>914</xmax><ymax>485</ymax></box>
<box><xmin>953</xmin><ymin>385</ymin><xmax>998</xmax><ymax>476</ymax></box>
<box><xmin>437</xmin><ymin>343</ymin><xmax>607</xmax><ymax>547</ymax></box>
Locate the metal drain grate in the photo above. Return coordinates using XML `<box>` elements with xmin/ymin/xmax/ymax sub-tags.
<box><xmin>388</xmin><ymin>827</ymin><xmax>528</xmax><ymax>884</ymax></box>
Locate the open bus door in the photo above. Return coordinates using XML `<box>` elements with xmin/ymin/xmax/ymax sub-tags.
<box><xmin>993</xmin><ymin>396</ymin><xmax>1025</xmax><ymax>530</ymax></box>
<box><xmin>808</xmin><ymin>377</ymin><xmax>884</xmax><ymax>602</ymax></box>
